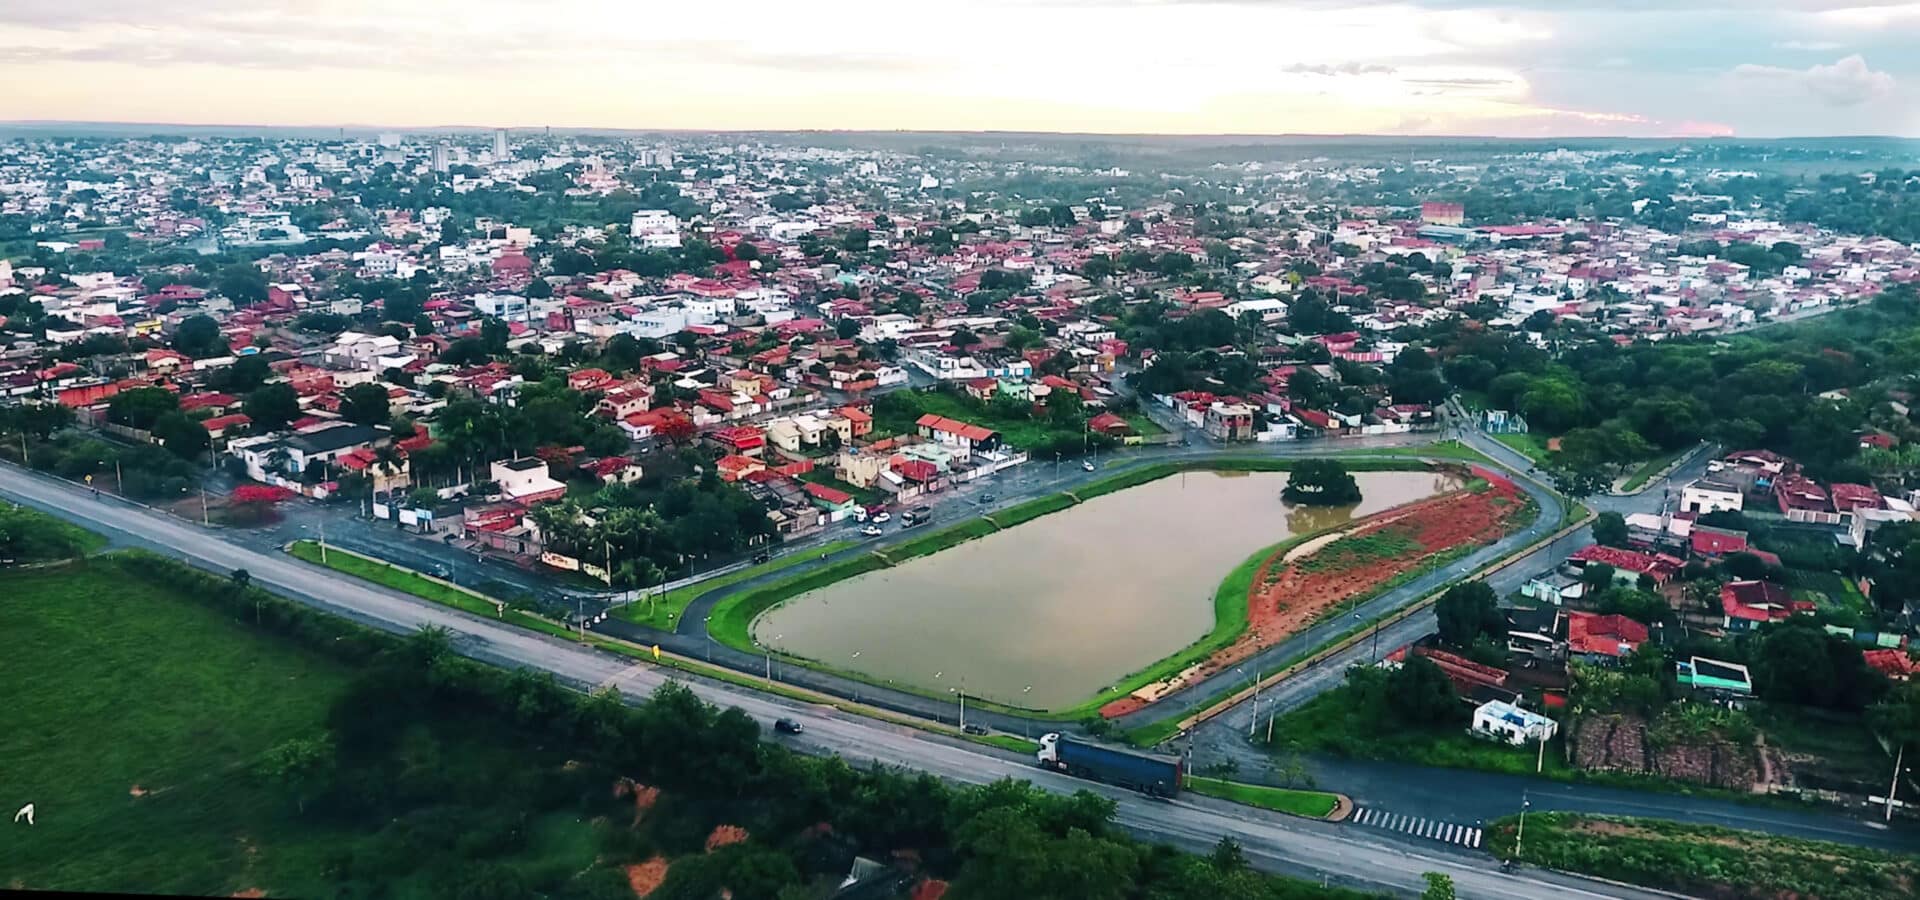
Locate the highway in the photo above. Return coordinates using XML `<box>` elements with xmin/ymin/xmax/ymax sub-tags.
<box><xmin>0</xmin><ymin>459</ymin><xmax>1671</xmax><ymax>898</ymax></box>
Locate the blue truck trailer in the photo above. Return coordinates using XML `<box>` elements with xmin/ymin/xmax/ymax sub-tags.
<box><xmin>1036</xmin><ymin>732</ymin><xmax>1182</xmax><ymax>798</ymax></box>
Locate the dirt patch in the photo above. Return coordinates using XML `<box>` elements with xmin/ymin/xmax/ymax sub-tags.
<box><xmin>625</xmin><ymin>857</ymin><xmax>669</xmax><ymax>898</ymax></box>
<box><xmin>1233</xmin><ymin>473</ymin><xmax>1524</xmax><ymax>670</ymax></box>
<box><xmin>129</xmin><ymin>785</ymin><xmax>148</xmax><ymax>798</ymax></box>
<box><xmin>705</xmin><ymin>824</ymin><xmax>749</xmax><ymax>852</ymax></box>
<box><xmin>1100</xmin><ymin>696</ymin><xmax>1148</xmax><ymax>717</ymax></box>
<box><xmin>1573</xmin><ymin>713</ymin><xmax>1761</xmax><ymax>791</ymax></box>
<box><xmin>229</xmin><ymin>890</ymin><xmax>266</xmax><ymax>898</ymax></box>
<box><xmin>613</xmin><ymin>778</ymin><xmax>661</xmax><ymax>827</ymax></box>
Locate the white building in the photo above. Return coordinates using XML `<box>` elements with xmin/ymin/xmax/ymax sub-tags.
<box><xmin>1680</xmin><ymin>479</ymin><xmax>1745</xmax><ymax>515</ymax></box>
<box><xmin>1470</xmin><ymin>700</ymin><xmax>1557</xmax><ymax>747</ymax></box>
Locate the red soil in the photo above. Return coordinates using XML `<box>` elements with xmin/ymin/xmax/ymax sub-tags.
<box><xmin>1099</xmin><ymin>470</ymin><xmax>1525</xmax><ymax>718</ymax></box>
<box><xmin>625</xmin><ymin>856</ymin><xmax>669</xmax><ymax>897</ymax></box>
<box><xmin>705</xmin><ymin>824</ymin><xmax>749</xmax><ymax>852</ymax></box>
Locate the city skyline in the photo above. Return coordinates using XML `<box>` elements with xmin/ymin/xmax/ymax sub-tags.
<box><xmin>4</xmin><ymin>0</ymin><xmax>1919</xmax><ymax>138</ymax></box>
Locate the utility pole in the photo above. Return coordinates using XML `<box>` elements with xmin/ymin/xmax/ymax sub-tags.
<box><xmin>200</xmin><ymin>487</ymin><xmax>210</xmax><ymax>525</ymax></box>
<box><xmin>318</xmin><ymin>516</ymin><xmax>328</xmax><ymax>564</ymax></box>
<box><xmin>1514</xmin><ymin>791</ymin><xmax>1531</xmax><ymax>863</ymax></box>
<box><xmin>1887</xmin><ymin>741</ymin><xmax>1906</xmax><ymax>823</ymax></box>
<box><xmin>1248</xmin><ymin>669</ymin><xmax>1263</xmax><ymax>738</ymax></box>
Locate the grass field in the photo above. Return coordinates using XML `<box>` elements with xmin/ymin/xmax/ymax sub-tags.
<box><xmin>1</xmin><ymin>563</ymin><xmax>355</xmax><ymax>895</ymax></box>
<box><xmin>1621</xmin><ymin>444</ymin><xmax>1696</xmax><ymax>492</ymax></box>
<box><xmin>1267</xmin><ymin>682</ymin><xmax>1576</xmax><ymax>779</ymax></box>
<box><xmin>612</xmin><ymin>539</ymin><xmax>860</xmax><ymax>631</ymax></box>
<box><xmin>1492</xmin><ymin>432</ymin><xmax>1551</xmax><ymax>464</ymax></box>
<box><xmin>1487</xmin><ymin>813</ymin><xmax>1919</xmax><ymax>900</ymax></box>
<box><xmin>1183</xmin><ymin>776</ymin><xmax>1340</xmax><ymax>818</ymax></box>
<box><xmin>987</xmin><ymin>493</ymin><xmax>1078</xmax><ymax>529</ymax></box>
<box><xmin>287</xmin><ymin>540</ymin><xmax>578</xmax><ymax>639</ymax></box>
<box><xmin>876</xmin><ymin>518</ymin><xmax>1000</xmax><ymax>563</ymax></box>
<box><xmin>872</xmin><ymin>389</ymin><xmax>1089</xmax><ymax>451</ymax></box>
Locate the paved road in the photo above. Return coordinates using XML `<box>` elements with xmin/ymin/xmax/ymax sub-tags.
<box><xmin>2</xmin><ymin>460</ymin><xmax>1680</xmax><ymax>898</ymax></box>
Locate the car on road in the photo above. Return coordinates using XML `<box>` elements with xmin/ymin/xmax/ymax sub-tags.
<box><xmin>962</xmin><ymin>723</ymin><xmax>988</xmax><ymax>735</ymax></box>
<box><xmin>871</xmin><ymin>512</ymin><xmax>891</xmax><ymax>523</ymax></box>
<box><xmin>429</xmin><ymin>564</ymin><xmax>451</xmax><ymax>579</ymax></box>
<box><xmin>979</xmin><ymin>493</ymin><xmax>996</xmax><ymax>503</ymax></box>
<box><xmin>773</xmin><ymin>718</ymin><xmax>803</xmax><ymax>734</ymax></box>
<box><xmin>859</xmin><ymin>525</ymin><xmax>883</xmax><ymax>537</ymax></box>
<box><xmin>1082</xmin><ymin>461</ymin><xmax>1096</xmax><ymax>472</ymax></box>
<box><xmin>752</xmin><ymin>551</ymin><xmax>771</xmax><ymax>564</ymax></box>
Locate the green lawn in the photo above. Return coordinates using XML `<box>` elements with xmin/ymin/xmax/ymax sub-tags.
<box><xmin>612</xmin><ymin>539</ymin><xmax>860</xmax><ymax>631</ymax></box>
<box><xmin>286</xmin><ymin>540</ymin><xmax>577</xmax><ymax>639</ymax></box>
<box><xmin>970</xmin><ymin>734</ymin><xmax>1043</xmax><ymax>754</ymax></box>
<box><xmin>1266</xmin><ymin>683</ymin><xmax>1575</xmax><ymax>778</ymax></box>
<box><xmin>1184</xmin><ymin>776</ymin><xmax>1340</xmax><ymax>818</ymax></box>
<box><xmin>1621</xmin><ymin>444</ymin><xmax>1695</xmax><ymax>492</ymax></box>
<box><xmin>1</xmin><ymin>501</ymin><xmax>107</xmax><ymax>560</ymax></box>
<box><xmin>1123</xmin><ymin>412</ymin><xmax>1168</xmax><ymax>436</ymax></box>
<box><xmin>1</xmin><ymin>563</ymin><xmax>354</xmax><ymax>895</ymax></box>
<box><xmin>987</xmin><ymin>493</ymin><xmax>1079</xmax><ymax>529</ymax></box>
<box><xmin>798</xmin><ymin>467</ymin><xmax>882</xmax><ymax>505</ymax></box>
<box><xmin>1486</xmin><ymin>813</ymin><xmax>1919</xmax><ymax>900</ymax></box>
<box><xmin>708</xmin><ymin>554</ymin><xmax>893</xmax><ymax>652</ymax></box>
<box><xmin>876</xmin><ymin>518</ymin><xmax>1001</xmax><ymax>563</ymax></box>
<box><xmin>1492</xmin><ymin>432</ymin><xmax>1552</xmax><ymax>464</ymax></box>
<box><xmin>873</xmin><ymin>389</ymin><xmax>1091</xmax><ymax>452</ymax></box>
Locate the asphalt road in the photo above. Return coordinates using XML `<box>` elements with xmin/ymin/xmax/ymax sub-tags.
<box><xmin>1</xmin><ymin>460</ymin><xmax>1671</xmax><ymax>898</ymax></box>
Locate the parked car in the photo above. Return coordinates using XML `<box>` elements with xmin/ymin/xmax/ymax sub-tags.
<box><xmin>774</xmin><ymin>718</ymin><xmax>803</xmax><ymax>734</ymax></box>
<box><xmin>872</xmin><ymin>512</ymin><xmax>891</xmax><ymax>523</ymax></box>
<box><xmin>860</xmin><ymin>524</ymin><xmax>883</xmax><ymax>537</ymax></box>
<box><xmin>962</xmin><ymin>723</ymin><xmax>989</xmax><ymax>735</ymax></box>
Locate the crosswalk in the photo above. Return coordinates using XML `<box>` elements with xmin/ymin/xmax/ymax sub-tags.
<box><xmin>1348</xmin><ymin>806</ymin><xmax>1484</xmax><ymax>849</ymax></box>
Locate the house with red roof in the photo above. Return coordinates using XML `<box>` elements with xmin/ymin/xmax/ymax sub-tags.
<box><xmin>916</xmin><ymin>414</ymin><xmax>1002</xmax><ymax>454</ymax></box>
<box><xmin>1864</xmin><ymin>649</ymin><xmax>1916</xmax><ymax>682</ymax></box>
<box><xmin>1720</xmin><ymin>579</ymin><xmax>1811</xmax><ymax>631</ymax></box>
<box><xmin>1689</xmin><ymin>524</ymin><xmax>1750</xmax><ymax>559</ymax></box>
<box><xmin>1565</xmin><ymin>611</ymin><xmax>1649</xmax><ymax>662</ymax></box>
<box><xmin>1087</xmin><ymin>411</ymin><xmax>1133</xmax><ymax>437</ymax></box>
<box><xmin>1568</xmin><ymin>544</ymin><xmax>1681</xmax><ymax>585</ymax></box>
<box><xmin>709</xmin><ymin>425</ymin><xmax>766</xmax><ymax>456</ymax></box>
<box><xmin>1828</xmin><ymin>483</ymin><xmax>1883</xmax><ymax>513</ymax></box>
<box><xmin>801</xmin><ymin>481</ymin><xmax>859</xmax><ymax>520</ymax></box>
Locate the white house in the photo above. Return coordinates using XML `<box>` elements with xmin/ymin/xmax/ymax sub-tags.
<box><xmin>1680</xmin><ymin>479</ymin><xmax>1745</xmax><ymax>515</ymax></box>
<box><xmin>1470</xmin><ymin>700</ymin><xmax>1557</xmax><ymax>747</ymax></box>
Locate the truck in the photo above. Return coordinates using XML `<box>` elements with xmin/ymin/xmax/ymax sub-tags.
<box><xmin>1035</xmin><ymin>733</ymin><xmax>1182</xmax><ymax>798</ymax></box>
<box><xmin>901</xmin><ymin>505</ymin><xmax>934</xmax><ymax>528</ymax></box>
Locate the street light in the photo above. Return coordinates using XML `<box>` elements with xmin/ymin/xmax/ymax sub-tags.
<box><xmin>1513</xmin><ymin>791</ymin><xmax>1532</xmax><ymax>865</ymax></box>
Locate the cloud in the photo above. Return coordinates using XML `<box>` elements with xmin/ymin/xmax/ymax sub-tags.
<box><xmin>1281</xmin><ymin>62</ymin><xmax>1396</xmax><ymax>76</ymax></box>
<box><xmin>1774</xmin><ymin>39</ymin><xmax>1845</xmax><ymax>50</ymax></box>
<box><xmin>1731</xmin><ymin>54</ymin><xmax>1897</xmax><ymax>105</ymax></box>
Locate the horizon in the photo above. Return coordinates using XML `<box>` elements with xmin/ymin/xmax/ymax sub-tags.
<box><xmin>5</xmin><ymin>0</ymin><xmax>1919</xmax><ymax>139</ymax></box>
<box><xmin>4</xmin><ymin>119</ymin><xmax>1919</xmax><ymax>144</ymax></box>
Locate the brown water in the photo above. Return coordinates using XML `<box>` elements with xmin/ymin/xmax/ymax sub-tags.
<box><xmin>752</xmin><ymin>470</ymin><xmax>1457</xmax><ymax>708</ymax></box>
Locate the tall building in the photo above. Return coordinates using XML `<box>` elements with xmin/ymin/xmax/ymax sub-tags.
<box><xmin>493</xmin><ymin>128</ymin><xmax>509</xmax><ymax>159</ymax></box>
<box><xmin>431</xmin><ymin>143</ymin><xmax>450</xmax><ymax>173</ymax></box>
<box><xmin>377</xmin><ymin>132</ymin><xmax>403</xmax><ymax>149</ymax></box>
<box><xmin>1420</xmin><ymin>202</ymin><xmax>1465</xmax><ymax>227</ymax></box>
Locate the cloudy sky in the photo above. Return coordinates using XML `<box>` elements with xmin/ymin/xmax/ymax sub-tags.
<box><xmin>3</xmin><ymin>0</ymin><xmax>1917</xmax><ymax>137</ymax></box>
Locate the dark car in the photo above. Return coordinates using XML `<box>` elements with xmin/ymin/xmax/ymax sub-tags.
<box><xmin>774</xmin><ymin>718</ymin><xmax>803</xmax><ymax>735</ymax></box>
<box><xmin>962</xmin><ymin>723</ymin><xmax>988</xmax><ymax>735</ymax></box>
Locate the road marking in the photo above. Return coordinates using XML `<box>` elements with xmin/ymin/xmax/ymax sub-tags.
<box><xmin>1350</xmin><ymin>807</ymin><xmax>1487</xmax><ymax>850</ymax></box>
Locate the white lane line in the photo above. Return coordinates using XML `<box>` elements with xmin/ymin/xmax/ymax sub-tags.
<box><xmin>1469</xmin><ymin>828</ymin><xmax>1482</xmax><ymax>848</ymax></box>
<box><xmin>1355</xmin><ymin>808</ymin><xmax>1370</xmax><ymax>825</ymax></box>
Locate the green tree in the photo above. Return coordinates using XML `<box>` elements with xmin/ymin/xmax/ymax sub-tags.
<box><xmin>254</xmin><ymin>737</ymin><xmax>335</xmax><ymax>814</ymax></box>
<box><xmin>172</xmin><ymin>314</ymin><xmax>226</xmax><ymax>357</ymax></box>
<box><xmin>1592</xmin><ymin>511</ymin><xmax>1630</xmax><ymax>548</ymax></box>
<box><xmin>151</xmin><ymin>411</ymin><xmax>210</xmax><ymax>459</ymax></box>
<box><xmin>1281</xmin><ymin>459</ymin><xmax>1361</xmax><ymax>506</ymax></box>
<box><xmin>216</xmin><ymin>263</ymin><xmax>269</xmax><ymax>305</ymax></box>
<box><xmin>1422</xmin><ymin>872</ymin><xmax>1457</xmax><ymax>900</ymax></box>
<box><xmin>1387</xmin><ymin>655</ymin><xmax>1460</xmax><ymax>726</ymax></box>
<box><xmin>244</xmin><ymin>383</ymin><xmax>303</xmax><ymax>432</ymax></box>
<box><xmin>340</xmin><ymin>383</ymin><xmax>392</xmax><ymax>426</ymax></box>
<box><xmin>1435</xmin><ymin>581</ymin><xmax>1504</xmax><ymax>648</ymax></box>
<box><xmin>108</xmin><ymin>386</ymin><xmax>180</xmax><ymax>430</ymax></box>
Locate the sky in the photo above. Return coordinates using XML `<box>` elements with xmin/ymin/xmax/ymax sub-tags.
<box><xmin>3</xmin><ymin>0</ymin><xmax>1918</xmax><ymax>138</ymax></box>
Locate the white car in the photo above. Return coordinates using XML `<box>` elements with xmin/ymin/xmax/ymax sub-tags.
<box><xmin>872</xmin><ymin>512</ymin><xmax>891</xmax><ymax>523</ymax></box>
<box><xmin>860</xmin><ymin>525</ymin><xmax>883</xmax><ymax>537</ymax></box>
<box><xmin>1082</xmin><ymin>461</ymin><xmax>1096</xmax><ymax>472</ymax></box>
